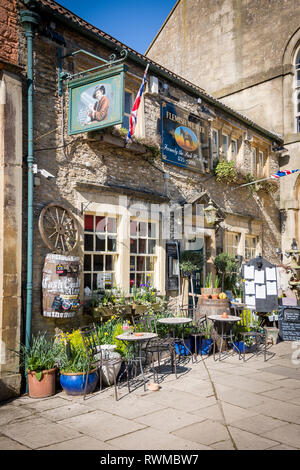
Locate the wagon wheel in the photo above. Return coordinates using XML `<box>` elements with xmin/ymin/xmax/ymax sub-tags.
<box><xmin>38</xmin><ymin>203</ymin><xmax>80</xmax><ymax>254</ymax></box>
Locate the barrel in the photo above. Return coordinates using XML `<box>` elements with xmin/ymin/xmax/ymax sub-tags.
<box><xmin>42</xmin><ymin>253</ymin><xmax>81</xmax><ymax>318</ymax></box>
<box><xmin>195</xmin><ymin>297</ymin><xmax>230</xmax><ymax>321</ymax></box>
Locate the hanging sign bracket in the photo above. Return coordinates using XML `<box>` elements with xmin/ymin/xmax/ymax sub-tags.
<box><xmin>58</xmin><ymin>48</ymin><xmax>128</xmax><ymax>96</ymax></box>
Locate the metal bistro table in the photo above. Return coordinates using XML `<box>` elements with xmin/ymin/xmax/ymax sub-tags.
<box><xmin>208</xmin><ymin>314</ymin><xmax>241</xmax><ymax>361</ymax></box>
<box><xmin>157</xmin><ymin>317</ymin><xmax>193</xmax><ymax>358</ymax></box>
<box><xmin>116</xmin><ymin>331</ymin><xmax>158</xmax><ymax>391</ymax></box>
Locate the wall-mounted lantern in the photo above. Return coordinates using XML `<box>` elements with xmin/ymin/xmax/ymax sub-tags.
<box><xmin>204</xmin><ymin>199</ymin><xmax>218</xmax><ymax>225</ymax></box>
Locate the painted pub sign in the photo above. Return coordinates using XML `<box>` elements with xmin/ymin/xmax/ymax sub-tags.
<box><xmin>68</xmin><ymin>64</ymin><xmax>127</xmax><ymax>135</ymax></box>
<box><xmin>161</xmin><ymin>100</ymin><xmax>210</xmax><ymax>172</ymax></box>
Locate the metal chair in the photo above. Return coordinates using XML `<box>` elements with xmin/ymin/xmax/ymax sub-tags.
<box><xmin>132</xmin><ymin>314</ymin><xmax>177</xmax><ymax>379</ymax></box>
<box><xmin>233</xmin><ymin>308</ymin><xmax>267</xmax><ymax>362</ymax></box>
<box><xmin>190</xmin><ymin>315</ymin><xmax>212</xmax><ymax>361</ymax></box>
<box><xmin>79</xmin><ymin>324</ymin><xmax>129</xmax><ymax>400</ymax></box>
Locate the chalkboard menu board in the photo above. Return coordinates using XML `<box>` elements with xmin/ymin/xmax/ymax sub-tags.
<box><xmin>242</xmin><ymin>256</ymin><xmax>278</xmax><ymax>312</ymax></box>
<box><xmin>166</xmin><ymin>241</ymin><xmax>179</xmax><ymax>291</ymax></box>
<box><xmin>278</xmin><ymin>306</ymin><xmax>300</xmax><ymax>341</ymax></box>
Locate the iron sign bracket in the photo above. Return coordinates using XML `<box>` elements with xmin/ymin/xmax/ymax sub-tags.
<box><xmin>58</xmin><ymin>48</ymin><xmax>128</xmax><ymax>96</ymax></box>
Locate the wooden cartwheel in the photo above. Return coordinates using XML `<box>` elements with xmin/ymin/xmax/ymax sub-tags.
<box><xmin>38</xmin><ymin>203</ymin><xmax>80</xmax><ymax>255</ymax></box>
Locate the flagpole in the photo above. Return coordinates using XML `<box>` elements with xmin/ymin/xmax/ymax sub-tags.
<box><xmin>231</xmin><ymin>176</ymin><xmax>275</xmax><ymax>190</ymax></box>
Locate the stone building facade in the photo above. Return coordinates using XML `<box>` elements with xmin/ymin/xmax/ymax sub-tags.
<box><xmin>0</xmin><ymin>0</ymin><xmax>23</xmax><ymax>400</ymax></box>
<box><xmin>0</xmin><ymin>0</ymin><xmax>282</xmax><ymax>399</ymax></box>
<box><xmin>146</xmin><ymin>0</ymin><xmax>300</xmax><ymax>256</ymax></box>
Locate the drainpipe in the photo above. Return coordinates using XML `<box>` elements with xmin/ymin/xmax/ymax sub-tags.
<box><xmin>20</xmin><ymin>10</ymin><xmax>40</xmax><ymax>388</ymax></box>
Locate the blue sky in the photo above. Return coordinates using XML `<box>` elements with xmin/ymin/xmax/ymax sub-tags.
<box><xmin>56</xmin><ymin>0</ymin><xmax>178</xmax><ymax>54</ymax></box>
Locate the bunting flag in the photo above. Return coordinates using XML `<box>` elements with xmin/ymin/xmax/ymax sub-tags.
<box><xmin>270</xmin><ymin>169</ymin><xmax>300</xmax><ymax>179</ymax></box>
<box><xmin>125</xmin><ymin>64</ymin><xmax>149</xmax><ymax>145</ymax></box>
<box><xmin>232</xmin><ymin>169</ymin><xmax>300</xmax><ymax>190</ymax></box>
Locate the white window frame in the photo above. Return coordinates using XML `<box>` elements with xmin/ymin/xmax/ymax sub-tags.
<box><xmin>83</xmin><ymin>213</ymin><xmax>118</xmax><ymax>292</ymax></box>
<box><xmin>212</xmin><ymin>128</ymin><xmax>219</xmax><ymax>165</ymax></box>
<box><xmin>258</xmin><ymin>151</ymin><xmax>265</xmax><ymax>177</ymax></box>
<box><xmin>252</xmin><ymin>147</ymin><xmax>257</xmax><ymax>176</ymax></box>
<box><xmin>231</xmin><ymin>138</ymin><xmax>238</xmax><ymax>161</ymax></box>
<box><xmin>294</xmin><ymin>47</ymin><xmax>300</xmax><ymax>133</ymax></box>
<box><xmin>222</xmin><ymin>133</ymin><xmax>229</xmax><ymax>160</ymax></box>
<box><xmin>245</xmin><ymin>235</ymin><xmax>258</xmax><ymax>261</ymax></box>
<box><xmin>225</xmin><ymin>231</ymin><xmax>240</xmax><ymax>257</ymax></box>
<box><xmin>129</xmin><ymin>218</ymin><xmax>158</xmax><ymax>291</ymax></box>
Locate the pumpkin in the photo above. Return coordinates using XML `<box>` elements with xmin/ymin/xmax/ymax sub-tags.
<box><xmin>219</xmin><ymin>292</ymin><xmax>227</xmax><ymax>299</ymax></box>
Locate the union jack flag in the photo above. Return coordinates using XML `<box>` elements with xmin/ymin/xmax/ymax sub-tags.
<box><xmin>270</xmin><ymin>169</ymin><xmax>300</xmax><ymax>179</ymax></box>
<box><xmin>126</xmin><ymin>64</ymin><xmax>149</xmax><ymax>145</ymax></box>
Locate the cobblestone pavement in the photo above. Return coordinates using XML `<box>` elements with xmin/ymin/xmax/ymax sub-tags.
<box><xmin>1</xmin><ymin>341</ymin><xmax>300</xmax><ymax>450</ymax></box>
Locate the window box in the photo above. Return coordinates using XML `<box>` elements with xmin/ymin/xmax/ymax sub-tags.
<box><xmin>86</xmin><ymin>129</ymin><xmax>148</xmax><ymax>154</ymax></box>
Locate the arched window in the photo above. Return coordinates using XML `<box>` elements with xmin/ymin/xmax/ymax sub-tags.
<box><xmin>295</xmin><ymin>48</ymin><xmax>300</xmax><ymax>132</ymax></box>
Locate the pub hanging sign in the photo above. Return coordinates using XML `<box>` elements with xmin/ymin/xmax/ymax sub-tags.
<box><xmin>68</xmin><ymin>64</ymin><xmax>127</xmax><ymax>135</ymax></box>
<box><xmin>161</xmin><ymin>100</ymin><xmax>210</xmax><ymax>172</ymax></box>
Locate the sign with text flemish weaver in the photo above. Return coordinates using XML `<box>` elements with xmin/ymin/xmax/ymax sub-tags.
<box><xmin>161</xmin><ymin>100</ymin><xmax>210</xmax><ymax>172</ymax></box>
<box><xmin>68</xmin><ymin>64</ymin><xmax>126</xmax><ymax>135</ymax></box>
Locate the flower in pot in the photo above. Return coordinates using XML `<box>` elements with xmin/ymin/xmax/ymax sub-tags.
<box><xmin>15</xmin><ymin>332</ymin><xmax>60</xmax><ymax>398</ymax></box>
<box><xmin>57</xmin><ymin>330</ymin><xmax>98</xmax><ymax>396</ymax></box>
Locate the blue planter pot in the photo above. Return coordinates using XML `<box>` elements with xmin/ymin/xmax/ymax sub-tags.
<box><xmin>60</xmin><ymin>370</ymin><xmax>98</xmax><ymax>396</ymax></box>
<box><xmin>194</xmin><ymin>338</ymin><xmax>213</xmax><ymax>355</ymax></box>
<box><xmin>233</xmin><ymin>341</ymin><xmax>249</xmax><ymax>354</ymax></box>
<box><xmin>175</xmin><ymin>338</ymin><xmax>192</xmax><ymax>356</ymax></box>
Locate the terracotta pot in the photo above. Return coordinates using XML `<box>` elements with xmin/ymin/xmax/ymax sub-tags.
<box><xmin>202</xmin><ymin>294</ymin><xmax>210</xmax><ymax>299</ymax></box>
<box><xmin>201</xmin><ymin>288</ymin><xmax>213</xmax><ymax>295</ymax></box>
<box><xmin>211</xmin><ymin>294</ymin><xmax>219</xmax><ymax>300</ymax></box>
<box><xmin>27</xmin><ymin>367</ymin><xmax>57</xmax><ymax>398</ymax></box>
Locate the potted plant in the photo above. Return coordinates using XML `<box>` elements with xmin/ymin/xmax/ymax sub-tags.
<box><xmin>211</xmin><ymin>276</ymin><xmax>221</xmax><ymax>298</ymax></box>
<box><xmin>15</xmin><ymin>332</ymin><xmax>60</xmax><ymax>398</ymax></box>
<box><xmin>214</xmin><ymin>252</ymin><xmax>240</xmax><ymax>292</ymax></box>
<box><xmin>95</xmin><ymin>317</ymin><xmax>123</xmax><ymax>386</ymax></box>
<box><xmin>180</xmin><ymin>251</ymin><xmax>204</xmax><ymax>308</ymax></box>
<box><xmin>57</xmin><ymin>330</ymin><xmax>98</xmax><ymax>396</ymax></box>
<box><xmin>201</xmin><ymin>272</ymin><xmax>213</xmax><ymax>296</ymax></box>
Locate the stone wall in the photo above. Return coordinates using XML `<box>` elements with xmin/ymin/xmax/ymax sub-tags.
<box><xmin>147</xmin><ymin>0</ymin><xmax>300</xmax><ymax>103</ymax></box>
<box><xmin>0</xmin><ymin>69</ymin><xmax>23</xmax><ymax>401</ymax></box>
<box><xmin>0</xmin><ymin>0</ymin><xmax>18</xmax><ymax>66</ymax></box>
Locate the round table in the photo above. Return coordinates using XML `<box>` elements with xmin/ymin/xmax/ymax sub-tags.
<box><xmin>157</xmin><ymin>317</ymin><xmax>193</xmax><ymax>356</ymax></box>
<box><xmin>207</xmin><ymin>315</ymin><xmax>241</xmax><ymax>361</ymax></box>
<box><xmin>116</xmin><ymin>332</ymin><xmax>158</xmax><ymax>391</ymax></box>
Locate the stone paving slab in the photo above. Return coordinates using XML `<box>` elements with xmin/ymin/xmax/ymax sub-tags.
<box><xmin>40</xmin><ymin>402</ymin><xmax>96</xmax><ymax>421</ymax></box>
<box><xmin>172</xmin><ymin>419</ymin><xmax>230</xmax><ymax>446</ymax></box>
<box><xmin>106</xmin><ymin>426</ymin><xmax>212</xmax><ymax>450</ymax></box>
<box><xmin>139</xmin><ymin>388</ymin><xmax>210</xmax><ymax>412</ymax></box>
<box><xmin>58</xmin><ymin>409</ymin><xmax>147</xmax><ymax>441</ymax></box>
<box><xmin>263</xmin><ymin>365</ymin><xmax>300</xmax><ymax>380</ymax></box>
<box><xmin>260</xmin><ymin>387</ymin><xmax>300</xmax><ymax>402</ymax></box>
<box><xmin>217</xmin><ymin>388</ymin><xmax>268</xmax><ymax>409</ymax></box>
<box><xmin>0</xmin><ymin>404</ymin><xmax>32</xmax><ymax>425</ymax></box>
<box><xmin>252</xmin><ymin>398</ymin><xmax>300</xmax><ymax>424</ymax></box>
<box><xmin>38</xmin><ymin>436</ymin><xmax>119</xmax><ymax>450</ymax></box>
<box><xmin>82</xmin><ymin>394</ymin><xmax>168</xmax><ymax>419</ymax></box>
<box><xmin>0</xmin><ymin>436</ymin><xmax>30</xmax><ymax>450</ymax></box>
<box><xmin>228</xmin><ymin>426</ymin><xmax>280</xmax><ymax>450</ymax></box>
<box><xmin>1</xmin><ymin>417</ymin><xmax>82</xmax><ymax>449</ymax></box>
<box><xmin>134</xmin><ymin>407</ymin><xmax>205</xmax><ymax>432</ymax></box>
<box><xmin>264</xmin><ymin>423</ymin><xmax>300</xmax><ymax>448</ymax></box>
<box><xmin>229</xmin><ymin>413</ymin><xmax>288</xmax><ymax>434</ymax></box>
